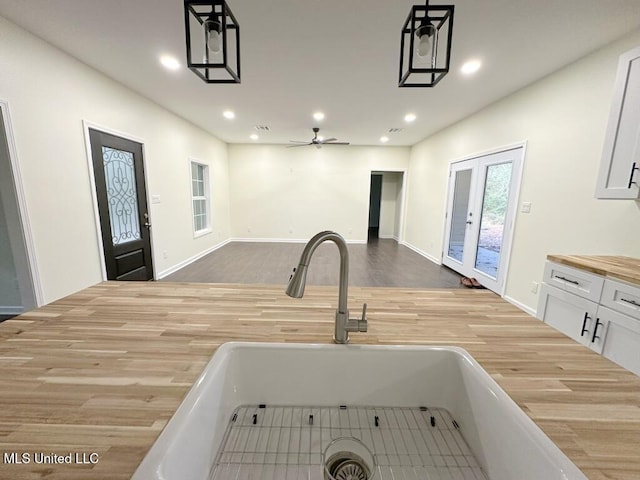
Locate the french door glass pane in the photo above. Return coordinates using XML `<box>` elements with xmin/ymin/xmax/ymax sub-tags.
<box><xmin>475</xmin><ymin>162</ymin><xmax>512</xmax><ymax>278</ymax></box>
<box><xmin>102</xmin><ymin>147</ymin><xmax>141</xmax><ymax>246</ymax></box>
<box><xmin>447</xmin><ymin>169</ymin><xmax>472</xmax><ymax>262</ymax></box>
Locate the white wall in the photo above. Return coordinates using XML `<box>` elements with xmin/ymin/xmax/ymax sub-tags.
<box><xmin>0</xmin><ymin>16</ymin><xmax>231</xmax><ymax>304</ymax></box>
<box><xmin>404</xmin><ymin>28</ymin><xmax>640</xmax><ymax>312</ymax></box>
<box><xmin>228</xmin><ymin>145</ymin><xmax>409</xmax><ymax>242</ymax></box>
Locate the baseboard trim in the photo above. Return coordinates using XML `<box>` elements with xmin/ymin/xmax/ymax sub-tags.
<box><xmin>378</xmin><ymin>234</ymin><xmax>399</xmax><ymax>241</ymax></box>
<box><xmin>503</xmin><ymin>295</ymin><xmax>537</xmax><ymax>317</ymax></box>
<box><xmin>230</xmin><ymin>237</ymin><xmax>367</xmax><ymax>245</ymax></box>
<box><xmin>400</xmin><ymin>241</ymin><xmax>441</xmax><ymax>265</ymax></box>
<box><xmin>0</xmin><ymin>306</ymin><xmax>24</xmax><ymax>315</ymax></box>
<box><xmin>157</xmin><ymin>239</ymin><xmax>232</xmax><ymax>279</ymax></box>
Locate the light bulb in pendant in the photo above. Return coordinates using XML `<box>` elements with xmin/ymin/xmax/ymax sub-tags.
<box><xmin>204</xmin><ymin>17</ymin><xmax>222</xmax><ymax>55</ymax></box>
<box><xmin>415</xmin><ymin>22</ymin><xmax>436</xmax><ymax>62</ymax></box>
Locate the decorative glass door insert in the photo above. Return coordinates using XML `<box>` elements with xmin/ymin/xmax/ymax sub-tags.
<box><xmin>102</xmin><ymin>147</ymin><xmax>141</xmax><ymax>246</ymax></box>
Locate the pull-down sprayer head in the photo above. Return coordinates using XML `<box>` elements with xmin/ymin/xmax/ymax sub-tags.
<box><xmin>286</xmin><ymin>265</ymin><xmax>308</xmax><ymax>298</ymax></box>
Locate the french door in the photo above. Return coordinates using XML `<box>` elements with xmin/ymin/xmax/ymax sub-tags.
<box><xmin>443</xmin><ymin>147</ymin><xmax>523</xmax><ymax>294</ymax></box>
<box><xmin>89</xmin><ymin>129</ymin><xmax>154</xmax><ymax>281</ymax></box>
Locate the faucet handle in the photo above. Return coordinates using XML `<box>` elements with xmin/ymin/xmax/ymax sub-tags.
<box><xmin>358</xmin><ymin>303</ymin><xmax>368</xmax><ymax>332</ymax></box>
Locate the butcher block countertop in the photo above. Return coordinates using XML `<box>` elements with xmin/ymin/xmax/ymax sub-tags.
<box><xmin>1</xmin><ymin>282</ymin><xmax>640</xmax><ymax>480</ymax></box>
<box><xmin>547</xmin><ymin>254</ymin><xmax>640</xmax><ymax>286</ymax></box>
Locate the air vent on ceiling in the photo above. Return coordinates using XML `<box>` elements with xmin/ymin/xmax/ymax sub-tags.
<box><xmin>254</xmin><ymin>125</ymin><xmax>271</xmax><ymax>131</ymax></box>
<box><xmin>388</xmin><ymin>128</ymin><xmax>403</xmax><ymax>133</ymax></box>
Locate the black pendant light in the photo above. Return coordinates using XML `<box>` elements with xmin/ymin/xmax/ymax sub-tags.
<box><xmin>184</xmin><ymin>0</ymin><xmax>240</xmax><ymax>83</ymax></box>
<box><xmin>399</xmin><ymin>0</ymin><xmax>454</xmax><ymax>87</ymax></box>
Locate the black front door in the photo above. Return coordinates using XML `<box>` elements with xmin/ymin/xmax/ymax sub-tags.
<box><xmin>89</xmin><ymin>129</ymin><xmax>153</xmax><ymax>281</ymax></box>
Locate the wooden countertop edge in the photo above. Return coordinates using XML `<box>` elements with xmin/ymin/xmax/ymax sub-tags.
<box><xmin>547</xmin><ymin>254</ymin><xmax>640</xmax><ymax>285</ymax></box>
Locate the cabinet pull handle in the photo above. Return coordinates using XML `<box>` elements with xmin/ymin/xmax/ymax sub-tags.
<box><xmin>628</xmin><ymin>162</ymin><xmax>638</xmax><ymax>189</ymax></box>
<box><xmin>553</xmin><ymin>275</ymin><xmax>580</xmax><ymax>286</ymax></box>
<box><xmin>620</xmin><ymin>297</ymin><xmax>640</xmax><ymax>307</ymax></box>
<box><xmin>581</xmin><ymin>312</ymin><xmax>590</xmax><ymax>337</ymax></box>
<box><xmin>591</xmin><ymin>318</ymin><xmax>603</xmax><ymax>343</ymax></box>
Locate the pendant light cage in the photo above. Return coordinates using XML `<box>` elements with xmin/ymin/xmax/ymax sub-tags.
<box><xmin>399</xmin><ymin>3</ymin><xmax>454</xmax><ymax>87</ymax></box>
<box><xmin>184</xmin><ymin>0</ymin><xmax>241</xmax><ymax>83</ymax></box>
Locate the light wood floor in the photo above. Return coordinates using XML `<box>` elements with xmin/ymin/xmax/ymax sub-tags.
<box><xmin>161</xmin><ymin>238</ymin><xmax>464</xmax><ymax>288</ymax></box>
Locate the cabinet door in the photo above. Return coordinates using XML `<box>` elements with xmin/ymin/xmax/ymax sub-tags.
<box><xmin>537</xmin><ymin>284</ymin><xmax>598</xmax><ymax>346</ymax></box>
<box><xmin>598</xmin><ymin>306</ymin><xmax>640</xmax><ymax>376</ymax></box>
<box><xmin>596</xmin><ymin>45</ymin><xmax>640</xmax><ymax>199</ymax></box>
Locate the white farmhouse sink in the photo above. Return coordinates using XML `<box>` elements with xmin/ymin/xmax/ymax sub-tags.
<box><xmin>132</xmin><ymin>343</ymin><xmax>587</xmax><ymax>480</ymax></box>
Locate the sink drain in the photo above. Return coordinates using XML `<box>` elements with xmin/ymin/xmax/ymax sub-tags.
<box><xmin>323</xmin><ymin>437</ymin><xmax>375</xmax><ymax>480</ymax></box>
<box><xmin>325</xmin><ymin>452</ymin><xmax>370</xmax><ymax>480</ymax></box>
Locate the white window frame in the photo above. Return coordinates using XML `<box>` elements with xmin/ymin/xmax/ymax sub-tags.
<box><xmin>190</xmin><ymin>160</ymin><xmax>211</xmax><ymax>237</ymax></box>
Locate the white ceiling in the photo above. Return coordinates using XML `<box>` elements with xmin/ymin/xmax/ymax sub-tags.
<box><xmin>1</xmin><ymin>1</ymin><xmax>639</xmax><ymax>146</ymax></box>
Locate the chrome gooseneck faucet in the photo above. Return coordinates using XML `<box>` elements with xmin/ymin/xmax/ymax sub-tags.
<box><xmin>286</xmin><ymin>231</ymin><xmax>367</xmax><ymax>344</ymax></box>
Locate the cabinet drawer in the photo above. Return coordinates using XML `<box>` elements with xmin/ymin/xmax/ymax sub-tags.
<box><xmin>542</xmin><ymin>262</ymin><xmax>604</xmax><ymax>302</ymax></box>
<box><xmin>601</xmin><ymin>278</ymin><xmax>640</xmax><ymax>320</ymax></box>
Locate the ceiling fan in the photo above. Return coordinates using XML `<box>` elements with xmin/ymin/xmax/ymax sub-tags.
<box><xmin>288</xmin><ymin>127</ymin><xmax>350</xmax><ymax>148</ymax></box>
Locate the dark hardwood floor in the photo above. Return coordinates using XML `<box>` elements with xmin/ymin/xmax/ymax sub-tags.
<box><xmin>161</xmin><ymin>238</ymin><xmax>463</xmax><ymax>288</ymax></box>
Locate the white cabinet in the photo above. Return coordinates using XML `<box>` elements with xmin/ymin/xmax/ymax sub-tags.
<box><xmin>542</xmin><ymin>261</ymin><xmax>604</xmax><ymax>302</ymax></box>
<box><xmin>538</xmin><ymin>283</ymin><xmax>601</xmax><ymax>350</ymax></box>
<box><xmin>538</xmin><ymin>261</ymin><xmax>640</xmax><ymax>375</ymax></box>
<box><xmin>599</xmin><ymin>306</ymin><xmax>640</xmax><ymax>376</ymax></box>
<box><xmin>596</xmin><ymin>45</ymin><xmax>640</xmax><ymax>199</ymax></box>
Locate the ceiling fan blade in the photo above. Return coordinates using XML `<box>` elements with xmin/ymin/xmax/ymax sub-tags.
<box><xmin>286</xmin><ymin>143</ymin><xmax>310</xmax><ymax>148</ymax></box>
<box><xmin>324</xmin><ymin>141</ymin><xmax>350</xmax><ymax>145</ymax></box>
<box><xmin>322</xmin><ymin>138</ymin><xmax>337</xmax><ymax>143</ymax></box>
<box><xmin>289</xmin><ymin>140</ymin><xmax>309</xmax><ymax>143</ymax></box>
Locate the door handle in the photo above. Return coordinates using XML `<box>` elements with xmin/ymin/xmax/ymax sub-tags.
<box><xmin>143</xmin><ymin>213</ymin><xmax>151</xmax><ymax>229</ymax></box>
<box><xmin>553</xmin><ymin>275</ymin><xmax>580</xmax><ymax>286</ymax></box>
<box><xmin>591</xmin><ymin>318</ymin><xmax>603</xmax><ymax>343</ymax></box>
<box><xmin>580</xmin><ymin>312</ymin><xmax>590</xmax><ymax>337</ymax></box>
<box><xmin>466</xmin><ymin>221</ymin><xmax>473</xmax><ymax>225</ymax></box>
<box><xmin>628</xmin><ymin>162</ymin><xmax>638</xmax><ymax>189</ymax></box>
<box><xmin>620</xmin><ymin>297</ymin><xmax>640</xmax><ymax>307</ymax></box>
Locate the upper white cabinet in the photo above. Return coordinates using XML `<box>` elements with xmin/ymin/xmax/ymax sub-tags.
<box><xmin>596</xmin><ymin>45</ymin><xmax>640</xmax><ymax>199</ymax></box>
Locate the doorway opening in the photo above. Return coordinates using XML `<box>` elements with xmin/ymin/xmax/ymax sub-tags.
<box><xmin>442</xmin><ymin>146</ymin><xmax>524</xmax><ymax>295</ymax></box>
<box><xmin>368</xmin><ymin>174</ymin><xmax>382</xmax><ymax>241</ymax></box>
<box><xmin>0</xmin><ymin>101</ymin><xmax>39</xmax><ymax>319</ymax></box>
<box><xmin>368</xmin><ymin>171</ymin><xmax>405</xmax><ymax>243</ymax></box>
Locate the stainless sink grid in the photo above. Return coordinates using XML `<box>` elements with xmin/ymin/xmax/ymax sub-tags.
<box><xmin>208</xmin><ymin>405</ymin><xmax>488</xmax><ymax>480</ymax></box>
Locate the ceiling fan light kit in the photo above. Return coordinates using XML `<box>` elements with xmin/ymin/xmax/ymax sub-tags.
<box><xmin>399</xmin><ymin>0</ymin><xmax>455</xmax><ymax>87</ymax></box>
<box><xmin>184</xmin><ymin>0</ymin><xmax>241</xmax><ymax>83</ymax></box>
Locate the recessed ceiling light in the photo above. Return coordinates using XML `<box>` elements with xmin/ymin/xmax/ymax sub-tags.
<box><xmin>250</xmin><ymin>134</ymin><xmax>259</xmax><ymax>141</ymax></box>
<box><xmin>313</xmin><ymin>112</ymin><xmax>325</xmax><ymax>121</ymax></box>
<box><xmin>380</xmin><ymin>136</ymin><xmax>390</xmax><ymax>143</ymax></box>
<box><xmin>404</xmin><ymin>113</ymin><xmax>417</xmax><ymax>123</ymax></box>
<box><xmin>461</xmin><ymin>59</ymin><xmax>482</xmax><ymax>75</ymax></box>
<box><xmin>223</xmin><ymin>110</ymin><xmax>235</xmax><ymax>119</ymax></box>
<box><xmin>160</xmin><ymin>55</ymin><xmax>180</xmax><ymax>71</ymax></box>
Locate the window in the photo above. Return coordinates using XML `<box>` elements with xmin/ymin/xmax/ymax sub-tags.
<box><xmin>190</xmin><ymin>161</ymin><xmax>210</xmax><ymax>236</ymax></box>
